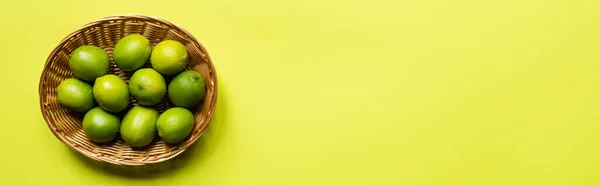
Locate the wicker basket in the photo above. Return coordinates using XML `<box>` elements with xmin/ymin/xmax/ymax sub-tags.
<box><xmin>38</xmin><ymin>15</ymin><xmax>218</xmax><ymax>166</ymax></box>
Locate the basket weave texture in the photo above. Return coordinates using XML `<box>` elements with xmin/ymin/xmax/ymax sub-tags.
<box><xmin>38</xmin><ymin>15</ymin><xmax>217</xmax><ymax>166</ymax></box>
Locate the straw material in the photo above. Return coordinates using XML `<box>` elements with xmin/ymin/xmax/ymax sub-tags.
<box><xmin>39</xmin><ymin>15</ymin><xmax>217</xmax><ymax>166</ymax></box>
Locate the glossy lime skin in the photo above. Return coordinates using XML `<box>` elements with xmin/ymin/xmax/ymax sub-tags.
<box><xmin>156</xmin><ymin>107</ymin><xmax>194</xmax><ymax>144</ymax></box>
<box><xmin>82</xmin><ymin>107</ymin><xmax>121</xmax><ymax>143</ymax></box>
<box><xmin>56</xmin><ymin>78</ymin><xmax>95</xmax><ymax>112</ymax></box>
<box><xmin>150</xmin><ymin>40</ymin><xmax>188</xmax><ymax>75</ymax></box>
<box><xmin>129</xmin><ymin>68</ymin><xmax>166</xmax><ymax>106</ymax></box>
<box><xmin>120</xmin><ymin>106</ymin><xmax>159</xmax><ymax>147</ymax></box>
<box><xmin>68</xmin><ymin>45</ymin><xmax>110</xmax><ymax>82</ymax></box>
<box><xmin>113</xmin><ymin>34</ymin><xmax>152</xmax><ymax>71</ymax></box>
<box><xmin>168</xmin><ymin>70</ymin><xmax>206</xmax><ymax>108</ymax></box>
<box><xmin>93</xmin><ymin>74</ymin><xmax>129</xmax><ymax>112</ymax></box>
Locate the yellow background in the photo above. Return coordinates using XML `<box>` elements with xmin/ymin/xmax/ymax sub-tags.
<box><xmin>1</xmin><ymin>0</ymin><xmax>599</xmax><ymax>185</ymax></box>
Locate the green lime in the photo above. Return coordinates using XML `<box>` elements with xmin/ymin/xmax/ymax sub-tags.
<box><xmin>93</xmin><ymin>74</ymin><xmax>129</xmax><ymax>112</ymax></box>
<box><xmin>82</xmin><ymin>107</ymin><xmax>120</xmax><ymax>143</ymax></box>
<box><xmin>56</xmin><ymin>78</ymin><xmax>95</xmax><ymax>112</ymax></box>
<box><xmin>69</xmin><ymin>45</ymin><xmax>110</xmax><ymax>81</ymax></box>
<box><xmin>121</xmin><ymin>106</ymin><xmax>158</xmax><ymax>147</ymax></box>
<box><xmin>113</xmin><ymin>34</ymin><xmax>152</xmax><ymax>71</ymax></box>
<box><xmin>156</xmin><ymin>107</ymin><xmax>194</xmax><ymax>144</ymax></box>
<box><xmin>129</xmin><ymin>68</ymin><xmax>166</xmax><ymax>106</ymax></box>
<box><xmin>168</xmin><ymin>70</ymin><xmax>206</xmax><ymax>108</ymax></box>
<box><xmin>150</xmin><ymin>40</ymin><xmax>188</xmax><ymax>75</ymax></box>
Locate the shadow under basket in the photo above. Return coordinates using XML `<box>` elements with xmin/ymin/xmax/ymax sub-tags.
<box><xmin>38</xmin><ymin>15</ymin><xmax>218</xmax><ymax>166</ymax></box>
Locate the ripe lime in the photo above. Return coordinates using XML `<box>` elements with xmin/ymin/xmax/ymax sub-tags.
<box><xmin>82</xmin><ymin>107</ymin><xmax>120</xmax><ymax>143</ymax></box>
<box><xmin>113</xmin><ymin>34</ymin><xmax>152</xmax><ymax>71</ymax></box>
<box><xmin>56</xmin><ymin>78</ymin><xmax>95</xmax><ymax>112</ymax></box>
<box><xmin>93</xmin><ymin>74</ymin><xmax>129</xmax><ymax>112</ymax></box>
<box><xmin>156</xmin><ymin>107</ymin><xmax>194</xmax><ymax>144</ymax></box>
<box><xmin>69</xmin><ymin>45</ymin><xmax>110</xmax><ymax>81</ymax></box>
<box><xmin>120</xmin><ymin>106</ymin><xmax>158</xmax><ymax>147</ymax></box>
<box><xmin>150</xmin><ymin>40</ymin><xmax>188</xmax><ymax>75</ymax></box>
<box><xmin>129</xmin><ymin>68</ymin><xmax>166</xmax><ymax>106</ymax></box>
<box><xmin>168</xmin><ymin>70</ymin><xmax>206</xmax><ymax>108</ymax></box>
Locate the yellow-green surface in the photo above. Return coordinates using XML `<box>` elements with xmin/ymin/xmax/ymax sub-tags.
<box><xmin>1</xmin><ymin>0</ymin><xmax>600</xmax><ymax>185</ymax></box>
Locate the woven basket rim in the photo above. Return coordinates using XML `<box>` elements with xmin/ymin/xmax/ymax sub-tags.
<box><xmin>38</xmin><ymin>14</ymin><xmax>218</xmax><ymax>166</ymax></box>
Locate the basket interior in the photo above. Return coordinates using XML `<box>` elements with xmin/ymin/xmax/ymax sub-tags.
<box><xmin>39</xmin><ymin>16</ymin><xmax>216</xmax><ymax>165</ymax></box>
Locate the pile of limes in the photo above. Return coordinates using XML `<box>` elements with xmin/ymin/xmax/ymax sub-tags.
<box><xmin>56</xmin><ymin>34</ymin><xmax>206</xmax><ymax>147</ymax></box>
